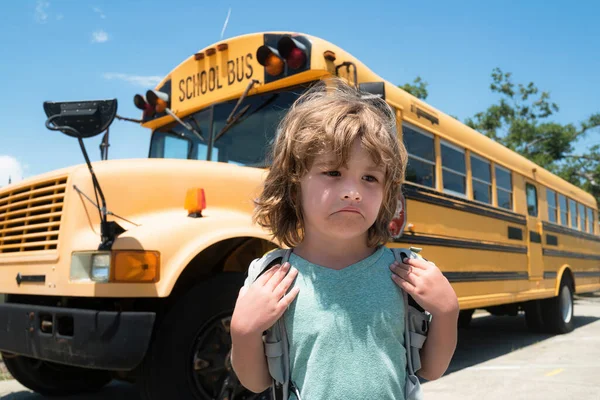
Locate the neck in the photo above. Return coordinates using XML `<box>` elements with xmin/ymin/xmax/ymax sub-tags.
<box><xmin>293</xmin><ymin>231</ymin><xmax>377</xmax><ymax>270</ymax></box>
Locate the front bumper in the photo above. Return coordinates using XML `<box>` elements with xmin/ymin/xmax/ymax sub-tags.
<box><xmin>0</xmin><ymin>303</ymin><xmax>155</xmax><ymax>370</ymax></box>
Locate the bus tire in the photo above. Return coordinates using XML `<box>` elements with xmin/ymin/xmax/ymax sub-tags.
<box><xmin>524</xmin><ymin>300</ymin><xmax>545</xmax><ymax>333</ymax></box>
<box><xmin>137</xmin><ymin>272</ymin><xmax>270</xmax><ymax>400</ymax></box>
<box><xmin>1</xmin><ymin>354</ymin><xmax>112</xmax><ymax>396</ymax></box>
<box><xmin>457</xmin><ymin>309</ymin><xmax>474</xmax><ymax>329</ymax></box>
<box><xmin>541</xmin><ymin>276</ymin><xmax>575</xmax><ymax>334</ymax></box>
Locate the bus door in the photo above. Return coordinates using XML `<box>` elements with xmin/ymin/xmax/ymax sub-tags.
<box><xmin>525</xmin><ymin>181</ymin><xmax>544</xmax><ymax>279</ymax></box>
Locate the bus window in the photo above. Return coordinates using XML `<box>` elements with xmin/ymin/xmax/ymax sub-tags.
<box><xmin>164</xmin><ymin>135</ymin><xmax>190</xmax><ymax>159</ymax></box>
<box><xmin>212</xmin><ymin>88</ymin><xmax>305</xmax><ymax>166</ymax></box>
<box><xmin>526</xmin><ymin>183</ymin><xmax>538</xmax><ymax>217</ymax></box>
<box><xmin>403</xmin><ymin>124</ymin><xmax>435</xmax><ymax>188</ymax></box>
<box><xmin>471</xmin><ymin>154</ymin><xmax>491</xmax><ymax>204</ymax></box>
<box><xmin>495</xmin><ymin>165</ymin><xmax>513</xmax><ymax>210</ymax></box>
<box><xmin>149</xmin><ymin>85</ymin><xmax>308</xmax><ymax>165</ymax></box>
<box><xmin>588</xmin><ymin>207</ymin><xmax>595</xmax><ymax>234</ymax></box>
<box><xmin>547</xmin><ymin>188</ymin><xmax>558</xmax><ymax>223</ymax></box>
<box><xmin>559</xmin><ymin>194</ymin><xmax>568</xmax><ymax>225</ymax></box>
<box><xmin>569</xmin><ymin>198</ymin><xmax>578</xmax><ymax>229</ymax></box>
<box><xmin>579</xmin><ymin>203</ymin><xmax>586</xmax><ymax>231</ymax></box>
<box><xmin>441</xmin><ymin>140</ymin><xmax>466</xmax><ymax>196</ymax></box>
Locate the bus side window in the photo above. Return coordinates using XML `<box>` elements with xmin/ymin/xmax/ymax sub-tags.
<box><xmin>495</xmin><ymin>165</ymin><xmax>513</xmax><ymax>210</ymax></box>
<box><xmin>547</xmin><ymin>188</ymin><xmax>558</xmax><ymax>223</ymax></box>
<box><xmin>526</xmin><ymin>183</ymin><xmax>538</xmax><ymax>217</ymax></box>
<box><xmin>588</xmin><ymin>207</ymin><xmax>595</xmax><ymax>234</ymax></box>
<box><xmin>403</xmin><ymin>123</ymin><xmax>436</xmax><ymax>188</ymax></box>
<box><xmin>569</xmin><ymin>198</ymin><xmax>578</xmax><ymax>229</ymax></box>
<box><xmin>441</xmin><ymin>140</ymin><xmax>466</xmax><ymax>197</ymax></box>
<box><xmin>471</xmin><ymin>154</ymin><xmax>491</xmax><ymax>204</ymax></box>
<box><xmin>558</xmin><ymin>193</ymin><xmax>568</xmax><ymax>225</ymax></box>
<box><xmin>579</xmin><ymin>203</ymin><xmax>586</xmax><ymax>231</ymax></box>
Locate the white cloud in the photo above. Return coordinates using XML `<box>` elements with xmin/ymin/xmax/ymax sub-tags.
<box><xmin>35</xmin><ymin>0</ymin><xmax>49</xmax><ymax>24</ymax></box>
<box><xmin>0</xmin><ymin>156</ymin><xmax>24</xmax><ymax>186</ymax></box>
<box><xmin>91</xmin><ymin>30</ymin><xmax>109</xmax><ymax>43</ymax></box>
<box><xmin>93</xmin><ymin>7</ymin><xmax>106</xmax><ymax>19</ymax></box>
<box><xmin>103</xmin><ymin>73</ymin><xmax>162</xmax><ymax>88</ymax></box>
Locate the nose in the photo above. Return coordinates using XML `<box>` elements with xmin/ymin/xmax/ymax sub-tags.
<box><xmin>341</xmin><ymin>190</ymin><xmax>362</xmax><ymax>202</ymax></box>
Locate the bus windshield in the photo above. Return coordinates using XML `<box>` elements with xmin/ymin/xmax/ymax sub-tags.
<box><xmin>149</xmin><ymin>84</ymin><xmax>310</xmax><ymax>167</ymax></box>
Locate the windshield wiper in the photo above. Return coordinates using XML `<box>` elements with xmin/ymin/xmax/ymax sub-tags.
<box><xmin>214</xmin><ymin>92</ymin><xmax>279</xmax><ymax>143</ymax></box>
<box><xmin>214</xmin><ymin>79</ymin><xmax>259</xmax><ymax>142</ymax></box>
<box><xmin>164</xmin><ymin>108</ymin><xmax>205</xmax><ymax>143</ymax></box>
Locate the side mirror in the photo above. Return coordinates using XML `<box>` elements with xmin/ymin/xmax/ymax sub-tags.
<box><xmin>43</xmin><ymin>99</ymin><xmax>117</xmax><ymax>138</ymax></box>
<box><xmin>358</xmin><ymin>82</ymin><xmax>385</xmax><ymax>100</ymax></box>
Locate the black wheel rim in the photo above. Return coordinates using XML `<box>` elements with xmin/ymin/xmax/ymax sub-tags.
<box><xmin>190</xmin><ymin>312</ymin><xmax>269</xmax><ymax>400</ymax></box>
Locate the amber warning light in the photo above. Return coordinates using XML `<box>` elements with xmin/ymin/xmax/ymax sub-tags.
<box><xmin>257</xmin><ymin>36</ymin><xmax>308</xmax><ymax>77</ymax></box>
<box><xmin>185</xmin><ymin>188</ymin><xmax>206</xmax><ymax>218</ymax></box>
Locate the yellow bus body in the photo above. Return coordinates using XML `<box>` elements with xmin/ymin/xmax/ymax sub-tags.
<box><xmin>1</xmin><ymin>30</ymin><xmax>598</xmax><ymax>312</ymax></box>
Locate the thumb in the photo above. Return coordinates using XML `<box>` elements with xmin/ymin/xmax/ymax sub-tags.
<box><xmin>238</xmin><ymin>286</ymin><xmax>248</xmax><ymax>298</ymax></box>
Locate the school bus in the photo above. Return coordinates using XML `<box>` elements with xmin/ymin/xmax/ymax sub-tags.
<box><xmin>0</xmin><ymin>31</ymin><xmax>599</xmax><ymax>399</ymax></box>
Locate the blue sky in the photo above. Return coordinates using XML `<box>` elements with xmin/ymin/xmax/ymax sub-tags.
<box><xmin>1</xmin><ymin>0</ymin><xmax>599</xmax><ymax>185</ymax></box>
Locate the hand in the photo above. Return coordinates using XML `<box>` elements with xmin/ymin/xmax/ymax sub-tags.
<box><xmin>390</xmin><ymin>257</ymin><xmax>459</xmax><ymax>318</ymax></box>
<box><xmin>231</xmin><ymin>262</ymin><xmax>300</xmax><ymax>338</ymax></box>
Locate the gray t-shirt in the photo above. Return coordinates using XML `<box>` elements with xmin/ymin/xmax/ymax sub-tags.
<box><xmin>284</xmin><ymin>246</ymin><xmax>407</xmax><ymax>400</ymax></box>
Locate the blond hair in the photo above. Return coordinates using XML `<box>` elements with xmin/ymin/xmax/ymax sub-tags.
<box><xmin>253</xmin><ymin>78</ymin><xmax>408</xmax><ymax>247</ymax></box>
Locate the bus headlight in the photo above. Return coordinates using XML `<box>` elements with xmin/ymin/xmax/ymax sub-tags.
<box><xmin>91</xmin><ymin>253</ymin><xmax>111</xmax><ymax>282</ymax></box>
<box><xmin>70</xmin><ymin>251</ymin><xmax>160</xmax><ymax>283</ymax></box>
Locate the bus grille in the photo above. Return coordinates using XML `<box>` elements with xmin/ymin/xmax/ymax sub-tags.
<box><xmin>0</xmin><ymin>177</ymin><xmax>68</xmax><ymax>253</ymax></box>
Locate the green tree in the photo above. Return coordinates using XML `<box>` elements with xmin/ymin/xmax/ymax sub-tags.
<box><xmin>464</xmin><ymin>68</ymin><xmax>600</xmax><ymax>204</ymax></box>
<box><xmin>399</xmin><ymin>76</ymin><xmax>428</xmax><ymax>100</ymax></box>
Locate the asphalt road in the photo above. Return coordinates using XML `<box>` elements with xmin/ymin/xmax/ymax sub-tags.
<box><xmin>1</xmin><ymin>292</ymin><xmax>599</xmax><ymax>400</ymax></box>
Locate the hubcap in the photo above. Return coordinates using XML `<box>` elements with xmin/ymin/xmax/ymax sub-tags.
<box><xmin>190</xmin><ymin>314</ymin><xmax>269</xmax><ymax>400</ymax></box>
<box><xmin>560</xmin><ymin>285</ymin><xmax>573</xmax><ymax>323</ymax></box>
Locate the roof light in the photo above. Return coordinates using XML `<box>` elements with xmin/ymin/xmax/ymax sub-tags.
<box><xmin>277</xmin><ymin>37</ymin><xmax>307</xmax><ymax>69</ymax></box>
<box><xmin>257</xmin><ymin>46</ymin><xmax>284</xmax><ymax>76</ymax></box>
<box><xmin>146</xmin><ymin>90</ymin><xmax>169</xmax><ymax>113</ymax></box>
<box><xmin>133</xmin><ymin>94</ymin><xmax>155</xmax><ymax>118</ymax></box>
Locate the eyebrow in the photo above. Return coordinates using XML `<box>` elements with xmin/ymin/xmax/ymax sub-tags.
<box><xmin>365</xmin><ymin>165</ymin><xmax>385</xmax><ymax>174</ymax></box>
<box><xmin>313</xmin><ymin>160</ymin><xmax>337</xmax><ymax>169</ymax></box>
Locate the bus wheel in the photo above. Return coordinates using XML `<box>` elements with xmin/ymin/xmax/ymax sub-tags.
<box><xmin>1</xmin><ymin>353</ymin><xmax>112</xmax><ymax>396</ymax></box>
<box><xmin>524</xmin><ymin>300</ymin><xmax>545</xmax><ymax>333</ymax></box>
<box><xmin>541</xmin><ymin>276</ymin><xmax>575</xmax><ymax>334</ymax></box>
<box><xmin>137</xmin><ymin>273</ymin><xmax>271</xmax><ymax>400</ymax></box>
<box><xmin>457</xmin><ymin>309</ymin><xmax>474</xmax><ymax>329</ymax></box>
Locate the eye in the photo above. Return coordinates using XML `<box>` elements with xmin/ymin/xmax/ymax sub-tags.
<box><xmin>363</xmin><ymin>175</ymin><xmax>378</xmax><ymax>182</ymax></box>
<box><xmin>324</xmin><ymin>171</ymin><xmax>341</xmax><ymax>177</ymax></box>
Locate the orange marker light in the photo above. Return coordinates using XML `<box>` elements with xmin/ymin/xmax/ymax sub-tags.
<box><xmin>112</xmin><ymin>251</ymin><xmax>160</xmax><ymax>283</ymax></box>
<box><xmin>265</xmin><ymin>54</ymin><xmax>284</xmax><ymax>76</ymax></box>
<box><xmin>257</xmin><ymin>45</ymin><xmax>284</xmax><ymax>76</ymax></box>
<box><xmin>185</xmin><ymin>188</ymin><xmax>206</xmax><ymax>217</ymax></box>
<box><xmin>155</xmin><ymin>98</ymin><xmax>168</xmax><ymax>113</ymax></box>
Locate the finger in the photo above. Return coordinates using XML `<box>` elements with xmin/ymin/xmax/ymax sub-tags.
<box><xmin>391</xmin><ymin>262</ymin><xmax>420</xmax><ymax>278</ymax></box>
<box><xmin>401</xmin><ymin>257</ymin><xmax>429</xmax><ymax>270</ymax></box>
<box><xmin>391</xmin><ymin>274</ymin><xmax>417</xmax><ymax>294</ymax></box>
<box><xmin>278</xmin><ymin>286</ymin><xmax>300</xmax><ymax>310</ymax></box>
<box><xmin>255</xmin><ymin>264</ymin><xmax>281</xmax><ymax>286</ymax></box>
<box><xmin>265</xmin><ymin>262</ymin><xmax>291</xmax><ymax>289</ymax></box>
<box><xmin>391</xmin><ymin>266</ymin><xmax>418</xmax><ymax>285</ymax></box>
<box><xmin>274</xmin><ymin>267</ymin><xmax>299</xmax><ymax>299</ymax></box>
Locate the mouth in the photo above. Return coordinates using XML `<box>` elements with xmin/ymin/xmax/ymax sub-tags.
<box><xmin>335</xmin><ymin>207</ymin><xmax>363</xmax><ymax>215</ymax></box>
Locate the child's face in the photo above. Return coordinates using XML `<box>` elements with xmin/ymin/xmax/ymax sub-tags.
<box><xmin>299</xmin><ymin>139</ymin><xmax>385</xmax><ymax>244</ymax></box>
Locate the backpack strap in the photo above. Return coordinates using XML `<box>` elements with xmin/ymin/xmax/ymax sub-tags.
<box><xmin>244</xmin><ymin>248</ymin><xmax>295</xmax><ymax>400</ymax></box>
<box><xmin>390</xmin><ymin>248</ymin><xmax>430</xmax><ymax>373</ymax></box>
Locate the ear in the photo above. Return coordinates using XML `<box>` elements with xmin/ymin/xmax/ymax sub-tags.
<box><xmin>388</xmin><ymin>192</ymin><xmax>407</xmax><ymax>238</ymax></box>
